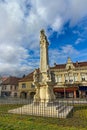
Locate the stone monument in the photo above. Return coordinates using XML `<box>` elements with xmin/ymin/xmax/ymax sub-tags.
<box><xmin>33</xmin><ymin>29</ymin><xmax>55</xmax><ymax>103</ymax></box>
<box><xmin>8</xmin><ymin>29</ymin><xmax>73</xmax><ymax>118</ymax></box>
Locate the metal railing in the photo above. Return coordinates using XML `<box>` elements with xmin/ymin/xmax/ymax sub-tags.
<box><xmin>0</xmin><ymin>97</ymin><xmax>87</xmax><ymax>117</ymax></box>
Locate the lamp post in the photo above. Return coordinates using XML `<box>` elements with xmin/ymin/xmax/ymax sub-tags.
<box><xmin>64</xmin><ymin>84</ymin><xmax>66</xmax><ymax>99</ymax></box>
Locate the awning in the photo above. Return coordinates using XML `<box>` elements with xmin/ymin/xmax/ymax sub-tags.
<box><xmin>53</xmin><ymin>87</ymin><xmax>78</xmax><ymax>93</ymax></box>
<box><xmin>79</xmin><ymin>86</ymin><xmax>87</xmax><ymax>91</ymax></box>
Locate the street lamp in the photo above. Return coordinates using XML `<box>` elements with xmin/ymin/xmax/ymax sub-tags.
<box><xmin>64</xmin><ymin>83</ymin><xmax>66</xmax><ymax>99</ymax></box>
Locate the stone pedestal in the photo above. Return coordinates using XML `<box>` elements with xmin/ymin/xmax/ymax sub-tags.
<box><xmin>40</xmin><ymin>83</ymin><xmax>55</xmax><ymax>102</ymax></box>
<box><xmin>34</xmin><ymin>81</ymin><xmax>55</xmax><ymax>103</ymax></box>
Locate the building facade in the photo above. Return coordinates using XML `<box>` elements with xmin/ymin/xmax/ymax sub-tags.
<box><xmin>0</xmin><ymin>77</ymin><xmax>7</xmax><ymax>96</ymax></box>
<box><xmin>18</xmin><ymin>57</ymin><xmax>87</xmax><ymax>99</ymax></box>
<box><xmin>51</xmin><ymin>57</ymin><xmax>87</xmax><ymax>98</ymax></box>
<box><xmin>18</xmin><ymin>72</ymin><xmax>36</xmax><ymax>99</ymax></box>
<box><xmin>1</xmin><ymin>76</ymin><xmax>20</xmax><ymax>97</ymax></box>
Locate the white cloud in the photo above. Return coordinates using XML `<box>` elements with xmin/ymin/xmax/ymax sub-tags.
<box><xmin>0</xmin><ymin>0</ymin><xmax>87</xmax><ymax>76</ymax></box>
<box><xmin>75</xmin><ymin>38</ymin><xmax>85</xmax><ymax>45</ymax></box>
<box><xmin>73</xmin><ymin>30</ymin><xmax>81</xmax><ymax>36</ymax></box>
<box><xmin>52</xmin><ymin>17</ymin><xmax>63</xmax><ymax>31</ymax></box>
<box><xmin>49</xmin><ymin>45</ymin><xmax>79</xmax><ymax>65</ymax></box>
<box><xmin>0</xmin><ymin>45</ymin><xmax>29</xmax><ymax>63</ymax></box>
<box><xmin>49</xmin><ymin>44</ymin><xmax>87</xmax><ymax>65</ymax></box>
<box><xmin>61</xmin><ymin>45</ymin><xmax>79</xmax><ymax>55</ymax></box>
<box><xmin>68</xmin><ymin>0</ymin><xmax>87</xmax><ymax>26</ymax></box>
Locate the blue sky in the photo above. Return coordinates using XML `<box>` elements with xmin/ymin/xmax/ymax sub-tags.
<box><xmin>49</xmin><ymin>17</ymin><xmax>87</xmax><ymax>64</ymax></box>
<box><xmin>0</xmin><ymin>0</ymin><xmax>87</xmax><ymax>76</ymax></box>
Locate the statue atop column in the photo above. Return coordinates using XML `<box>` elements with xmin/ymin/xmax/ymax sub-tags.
<box><xmin>33</xmin><ymin>29</ymin><xmax>55</xmax><ymax>103</ymax></box>
<box><xmin>40</xmin><ymin>29</ymin><xmax>49</xmax><ymax>73</ymax></box>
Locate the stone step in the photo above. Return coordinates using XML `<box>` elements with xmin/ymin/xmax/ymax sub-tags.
<box><xmin>8</xmin><ymin>103</ymin><xmax>73</xmax><ymax>118</ymax></box>
<box><xmin>58</xmin><ymin>106</ymin><xmax>73</xmax><ymax>118</ymax></box>
<box><xmin>58</xmin><ymin>105</ymin><xmax>67</xmax><ymax>113</ymax></box>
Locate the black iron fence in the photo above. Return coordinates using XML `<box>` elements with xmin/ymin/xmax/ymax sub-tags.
<box><xmin>0</xmin><ymin>97</ymin><xmax>87</xmax><ymax>118</ymax></box>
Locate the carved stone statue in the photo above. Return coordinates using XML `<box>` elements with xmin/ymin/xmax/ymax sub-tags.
<box><xmin>33</xmin><ymin>69</ymin><xmax>38</xmax><ymax>82</ymax></box>
<box><xmin>34</xmin><ymin>85</ymin><xmax>40</xmax><ymax>102</ymax></box>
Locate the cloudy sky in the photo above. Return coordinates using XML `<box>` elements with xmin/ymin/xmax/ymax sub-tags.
<box><xmin>0</xmin><ymin>0</ymin><xmax>87</xmax><ymax>77</ymax></box>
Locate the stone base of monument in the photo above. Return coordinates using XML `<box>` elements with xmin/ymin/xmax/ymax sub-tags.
<box><xmin>8</xmin><ymin>102</ymin><xmax>73</xmax><ymax>118</ymax></box>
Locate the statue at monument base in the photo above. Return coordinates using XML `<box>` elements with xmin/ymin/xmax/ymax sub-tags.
<box><xmin>34</xmin><ymin>83</ymin><xmax>55</xmax><ymax>103</ymax></box>
<box><xmin>33</xmin><ymin>69</ymin><xmax>55</xmax><ymax>103</ymax></box>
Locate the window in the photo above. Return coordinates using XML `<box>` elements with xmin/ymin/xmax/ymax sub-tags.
<box><xmin>82</xmin><ymin>78</ymin><xmax>85</xmax><ymax>81</ymax></box>
<box><xmin>65</xmin><ymin>79</ymin><xmax>68</xmax><ymax>83</ymax></box>
<box><xmin>55</xmin><ymin>76</ymin><xmax>58</xmax><ymax>82</ymax></box>
<box><xmin>69</xmin><ymin>79</ymin><xmax>73</xmax><ymax>83</ymax></box>
<box><xmin>69</xmin><ymin>76</ymin><xmax>74</xmax><ymax>83</ymax></box>
<box><xmin>4</xmin><ymin>86</ymin><xmax>6</xmax><ymax>90</ymax></box>
<box><xmin>65</xmin><ymin>74</ymin><xmax>69</xmax><ymax>82</ymax></box>
<box><xmin>22</xmin><ymin>83</ymin><xmax>26</xmax><ymax>88</ymax></box>
<box><xmin>14</xmin><ymin>86</ymin><xmax>17</xmax><ymax>90</ymax></box>
<box><xmin>31</xmin><ymin>83</ymin><xmax>35</xmax><ymax>88</ymax></box>
<box><xmin>2</xmin><ymin>86</ymin><xmax>4</xmax><ymax>90</ymax></box>
<box><xmin>58</xmin><ymin>76</ymin><xmax>62</xmax><ymax>82</ymax></box>
<box><xmin>10</xmin><ymin>86</ymin><xmax>12</xmax><ymax>90</ymax></box>
<box><xmin>81</xmin><ymin>73</ymin><xmax>87</xmax><ymax>81</ymax></box>
<box><xmin>64</xmin><ymin>73</ymin><xmax>74</xmax><ymax>83</ymax></box>
<box><xmin>74</xmin><ymin>74</ymin><xmax>78</xmax><ymax>82</ymax></box>
<box><xmin>55</xmin><ymin>75</ymin><xmax>62</xmax><ymax>83</ymax></box>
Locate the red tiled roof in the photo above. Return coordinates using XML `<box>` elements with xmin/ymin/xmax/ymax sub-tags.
<box><xmin>19</xmin><ymin>68</ymin><xmax>40</xmax><ymax>82</ymax></box>
<box><xmin>19</xmin><ymin>72</ymin><xmax>33</xmax><ymax>82</ymax></box>
<box><xmin>51</xmin><ymin>64</ymin><xmax>66</xmax><ymax>69</ymax></box>
<box><xmin>74</xmin><ymin>62</ymin><xmax>87</xmax><ymax>67</ymax></box>
<box><xmin>0</xmin><ymin>77</ymin><xmax>8</xmax><ymax>82</ymax></box>
<box><xmin>2</xmin><ymin>76</ymin><xmax>20</xmax><ymax>85</ymax></box>
<box><xmin>51</xmin><ymin>61</ymin><xmax>87</xmax><ymax>69</ymax></box>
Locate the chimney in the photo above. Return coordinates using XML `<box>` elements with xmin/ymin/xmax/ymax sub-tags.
<box><xmin>76</xmin><ymin>61</ymin><xmax>78</xmax><ymax>66</ymax></box>
<box><xmin>54</xmin><ymin>63</ymin><xmax>56</xmax><ymax>66</ymax></box>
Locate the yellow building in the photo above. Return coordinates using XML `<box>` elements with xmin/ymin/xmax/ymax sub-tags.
<box><xmin>51</xmin><ymin>57</ymin><xmax>87</xmax><ymax>98</ymax></box>
<box><xmin>18</xmin><ymin>72</ymin><xmax>36</xmax><ymax>99</ymax></box>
